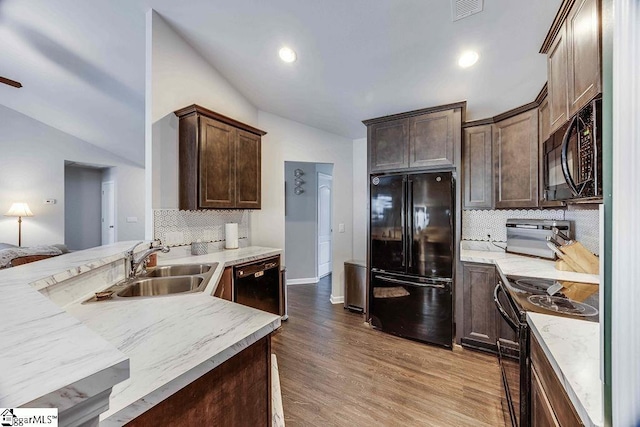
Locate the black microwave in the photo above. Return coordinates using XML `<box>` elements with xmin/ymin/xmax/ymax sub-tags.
<box><xmin>543</xmin><ymin>97</ymin><xmax>602</xmax><ymax>203</ymax></box>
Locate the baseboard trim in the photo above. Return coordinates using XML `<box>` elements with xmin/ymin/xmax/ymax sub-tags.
<box><xmin>329</xmin><ymin>295</ymin><xmax>344</xmax><ymax>305</ymax></box>
<box><xmin>286</xmin><ymin>277</ymin><xmax>319</xmax><ymax>285</ymax></box>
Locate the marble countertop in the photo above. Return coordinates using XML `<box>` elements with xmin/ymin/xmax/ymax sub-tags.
<box><xmin>460</xmin><ymin>248</ymin><xmax>599</xmax><ymax>284</ymax></box>
<box><xmin>0</xmin><ymin>242</ymin><xmax>136</xmax><ymax>411</ymax></box>
<box><xmin>527</xmin><ymin>312</ymin><xmax>603</xmax><ymax>426</ymax></box>
<box><xmin>0</xmin><ymin>242</ymin><xmax>282</xmax><ymax>425</ymax></box>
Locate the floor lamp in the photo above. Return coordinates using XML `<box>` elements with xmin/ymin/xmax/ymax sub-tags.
<box><xmin>5</xmin><ymin>202</ymin><xmax>34</xmax><ymax>247</ymax></box>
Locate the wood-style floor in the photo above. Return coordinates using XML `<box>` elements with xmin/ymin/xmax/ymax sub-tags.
<box><xmin>271</xmin><ymin>276</ymin><xmax>508</xmax><ymax>427</ymax></box>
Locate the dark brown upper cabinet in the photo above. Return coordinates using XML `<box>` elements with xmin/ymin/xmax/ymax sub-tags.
<box><xmin>493</xmin><ymin>108</ymin><xmax>539</xmax><ymax>209</ymax></box>
<box><xmin>541</xmin><ymin>0</ymin><xmax>601</xmax><ymax>132</ymax></box>
<box><xmin>368</xmin><ymin>119</ymin><xmax>409</xmax><ymax>171</ymax></box>
<box><xmin>463</xmin><ymin>124</ymin><xmax>493</xmax><ymax>209</ymax></box>
<box><xmin>547</xmin><ymin>23</ymin><xmax>570</xmax><ymax>134</ymax></box>
<box><xmin>175</xmin><ymin>105</ymin><xmax>266</xmax><ymax>210</ymax></box>
<box><xmin>566</xmin><ymin>0</ymin><xmax>601</xmax><ymax>116</ymax></box>
<box><xmin>364</xmin><ymin>102</ymin><xmax>464</xmax><ymax>173</ymax></box>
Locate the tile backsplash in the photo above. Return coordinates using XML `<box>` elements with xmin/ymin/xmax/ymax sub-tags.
<box><xmin>153</xmin><ymin>209</ymin><xmax>250</xmax><ymax>249</ymax></box>
<box><xmin>462</xmin><ymin>208</ymin><xmax>600</xmax><ymax>255</ymax></box>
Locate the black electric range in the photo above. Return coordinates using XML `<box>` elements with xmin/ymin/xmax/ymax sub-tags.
<box><xmin>494</xmin><ymin>273</ymin><xmax>599</xmax><ymax>427</ymax></box>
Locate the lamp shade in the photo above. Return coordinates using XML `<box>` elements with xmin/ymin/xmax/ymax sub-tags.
<box><xmin>5</xmin><ymin>202</ymin><xmax>34</xmax><ymax>217</ymax></box>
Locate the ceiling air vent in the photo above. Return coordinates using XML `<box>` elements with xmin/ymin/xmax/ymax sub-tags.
<box><xmin>451</xmin><ymin>0</ymin><xmax>483</xmax><ymax>21</ymax></box>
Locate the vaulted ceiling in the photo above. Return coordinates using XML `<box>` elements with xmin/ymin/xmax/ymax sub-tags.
<box><xmin>0</xmin><ymin>0</ymin><xmax>561</xmax><ymax>165</ymax></box>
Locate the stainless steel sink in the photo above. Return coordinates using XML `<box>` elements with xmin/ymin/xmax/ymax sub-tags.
<box><xmin>118</xmin><ymin>276</ymin><xmax>204</xmax><ymax>297</ymax></box>
<box><xmin>86</xmin><ymin>262</ymin><xmax>218</xmax><ymax>303</ymax></box>
<box><xmin>143</xmin><ymin>264</ymin><xmax>213</xmax><ymax>277</ymax></box>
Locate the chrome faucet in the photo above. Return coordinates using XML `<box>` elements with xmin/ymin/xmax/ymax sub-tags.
<box><xmin>125</xmin><ymin>241</ymin><xmax>170</xmax><ymax>278</ymax></box>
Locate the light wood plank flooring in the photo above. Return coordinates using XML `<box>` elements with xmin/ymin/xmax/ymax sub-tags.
<box><xmin>272</xmin><ymin>276</ymin><xmax>508</xmax><ymax>427</ymax></box>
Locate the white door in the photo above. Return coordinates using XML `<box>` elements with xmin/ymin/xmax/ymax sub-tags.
<box><xmin>317</xmin><ymin>173</ymin><xmax>333</xmax><ymax>278</ymax></box>
<box><xmin>101</xmin><ymin>181</ymin><xmax>115</xmax><ymax>244</ymax></box>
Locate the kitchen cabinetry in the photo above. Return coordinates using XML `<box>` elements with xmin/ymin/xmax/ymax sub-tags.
<box><xmin>542</xmin><ymin>0</ymin><xmax>601</xmax><ymax>133</ymax></box>
<box><xmin>461</xmin><ymin>263</ymin><xmax>518</xmax><ymax>353</ymax></box>
<box><xmin>174</xmin><ymin>105</ymin><xmax>266</xmax><ymax>210</ymax></box>
<box><xmin>126</xmin><ymin>335</ymin><xmax>272</xmax><ymax>426</ymax></box>
<box><xmin>463</xmin><ymin>124</ymin><xmax>493</xmax><ymax>209</ymax></box>
<box><xmin>365</xmin><ymin>103</ymin><xmax>463</xmax><ymax>173</ymax></box>
<box><xmin>493</xmin><ymin>108</ymin><xmax>539</xmax><ymax>208</ymax></box>
<box><xmin>530</xmin><ymin>333</ymin><xmax>583</xmax><ymax>426</ymax></box>
<box><xmin>214</xmin><ymin>266</ymin><xmax>234</xmax><ymax>301</ymax></box>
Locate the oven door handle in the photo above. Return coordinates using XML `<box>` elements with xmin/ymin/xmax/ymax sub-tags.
<box><xmin>494</xmin><ymin>283</ymin><xmax>518</xmax><ymax>331</ymax></box>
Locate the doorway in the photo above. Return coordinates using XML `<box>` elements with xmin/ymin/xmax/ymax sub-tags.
<box><xmin>64</xmin><ymin>162</ymin><xmax>115</xmax><ymax>250</ymax></box>
<box><xmin>284</xmin><ymin>161</ymin><xmax>334</xmax><ymax>285</ymax></box>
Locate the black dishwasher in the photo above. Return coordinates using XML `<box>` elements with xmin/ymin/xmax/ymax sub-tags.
<box><xmin>234</xmin><ymin>256</ymin><xmax>281</xmax><ymax>315</ymax></box>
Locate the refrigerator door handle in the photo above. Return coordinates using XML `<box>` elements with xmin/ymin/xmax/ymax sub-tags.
<box><xmin>407</xmin><ymin>179</ymin><xmax>413</xmax><ymax>268</ymax></box>
<box><xmin>377</xmin><ymin>275</ymin><xmax>446</xmax><ymax>289</ymax></box>
<box><xmin>400</xmin><ymin>178</ymin><xmax>406</xmax><ymax>268</ymax></box>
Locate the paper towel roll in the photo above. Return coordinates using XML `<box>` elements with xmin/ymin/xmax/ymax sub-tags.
<box><xmin>225</xmin><ymin>223</ymin><xmax>239</xmax><ymax>249</ymax></box>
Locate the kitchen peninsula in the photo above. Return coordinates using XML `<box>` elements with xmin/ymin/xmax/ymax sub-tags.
<box><xmin>0</xmin><ymin>242</ymin><xmax>282</xmax><ymax>426</ymax></box>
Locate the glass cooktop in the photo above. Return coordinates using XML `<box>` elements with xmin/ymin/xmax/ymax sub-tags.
<box><xmin>504</xmin><ymin>275</ymin><xmax>599</xmax><ymax>322</ymax></box>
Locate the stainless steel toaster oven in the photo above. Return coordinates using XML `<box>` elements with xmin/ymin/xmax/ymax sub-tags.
<box><xmin>505</xmin><ymin>219</ymin><xmax>572</xmax><ymax>259</ymax></box>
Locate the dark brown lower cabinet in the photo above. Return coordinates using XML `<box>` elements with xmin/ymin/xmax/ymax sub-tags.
<box><xmin>126</xmin><ymin>335</ymin><xmax>272</xmax><ymax>427</ymax></box>
<box><xmin>461</xmin><ymin>262</ymin><xmax>518</xmax><ymax>353</ymax></box>
<box><xmin>213</xmin><ymin>266</ymin><xmax>234</xmax><ymax>301</ymax></box>
<box><xmin>530</xmin><ymin>334</ymin><xmax>583</xmax><ymax>426</ymax></box>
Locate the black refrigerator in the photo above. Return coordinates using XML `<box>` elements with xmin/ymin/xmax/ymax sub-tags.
<box><xmin>369</xmin><ymin>171</ymin><xmax>454</xmax><ymax>348</ymax></box>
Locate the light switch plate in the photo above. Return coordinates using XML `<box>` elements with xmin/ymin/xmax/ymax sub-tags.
<box><xmin>338</xmin><ymin>223</ymin><xmax>345</xmax><ymax>233</ymax></box>
<box><xmin>126</xmin><ymin>217</ymin><xmax>138</xmax><ymax>223</ymax></box>
<box><xmin>44</xmin><ymin>199</ymin><xmax>56</xmax><ymax>205</ymax></box>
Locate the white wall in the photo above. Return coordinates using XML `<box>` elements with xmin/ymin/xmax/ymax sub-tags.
<box><xmin>352</xmin><ymin>137</ymin><xmax>368</xmax><ymax>261</ymax></box>
<box><xmin>64</xmin><ymin>166</ymin><xmax>103</xmax><ymax>250</ymax></box>
<box><xmin>253</xmin><ymin>112</ymin><xmax>354</xmax><ymax>302</ymax></box>
<box><xmin>0</xmin><ymin>104</ymin><xmax>145</xmax><ymax>247</ymax></box>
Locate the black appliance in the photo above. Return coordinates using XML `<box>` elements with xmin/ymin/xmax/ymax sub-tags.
<box><xmin>543</xmin><ymin>97</ymin><xmax>602</xmax><ymax>203</ymax></box>
<box><xmin>494</xmin><ymin>273</ymin><xmax>599</xmax><ymax>427</ymax></box>
<box><xmin>234</xmin><ymin>256</ymin><xmax>282</xmax><ymax>315</ymax></box>
<box><xmin>369</xmin><ymin>171</ymin><xmax>454</xmax><ymax>348</ymax></box>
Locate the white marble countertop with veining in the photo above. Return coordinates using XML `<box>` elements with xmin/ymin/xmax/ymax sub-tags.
<box><xmin>460</xmin><ymin>248</ymin><xmax>600</xmax><ymax>284</ymax></box>
<box><xmin>1</xmin><ymin>242</ymin><xmax>282</xmax><ymax>424</ymax></box>
<box><xmin>527</xmin><ymin>312</ymin><xmax>603</xmax><ymax>426</ymax></box>
<box><xmin>0</xmin><ymin>242</ymin><xmax>136</xmax><ymax>411</ymax></box>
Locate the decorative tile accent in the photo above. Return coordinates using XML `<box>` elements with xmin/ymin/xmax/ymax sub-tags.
<box><xmin>153</xmin><ymin>209</ymin><xmax>250</xmax><ymax>248</ymax></box>
<box><xmin>462</xmin><ymin>208</ymin><xmax>600</xmax><ymax>255</ymax></box>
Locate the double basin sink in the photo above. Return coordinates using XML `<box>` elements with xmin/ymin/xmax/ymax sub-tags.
<box><xmin>89</xmin><ymin>263</ymin><xmax>218</xmax><ymax>302</ymax></box>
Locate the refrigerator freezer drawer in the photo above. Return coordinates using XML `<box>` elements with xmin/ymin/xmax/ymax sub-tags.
<box><xmin>369</xmin><ymin>274</ymin><xmax>453</xmax><ymax>348</ymax></box>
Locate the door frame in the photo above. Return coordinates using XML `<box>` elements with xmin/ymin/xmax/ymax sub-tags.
<box><xmin>317</xmin><ymin>172</ymin><xmax>333</xmax><ymax>279</ymax></box>
<box><xmin>101</xmin><ymin>181</ymin><xmax>116</xmax><ymax>244</ymax></box>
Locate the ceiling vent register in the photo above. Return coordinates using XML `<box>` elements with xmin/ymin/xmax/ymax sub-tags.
<box><xmin>451</xmin><ymin>0</ymin><xmax>483</xmax><ymax>21</ymax></box>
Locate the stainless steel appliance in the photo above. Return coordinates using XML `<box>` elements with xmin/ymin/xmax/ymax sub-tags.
<box><xmin>369</xmin><ymin>171</ymin><xmax>454</xmax><ymax>348</ymax></box>
<box><xmin>543</xmin><ymin>97</ymin><xmax>602</xmax><ymax>203</ymax></box>
<box><xmin>494</xmin><ymin>272</ymin><xmax>598</xmax><ymax>427</ymax></box>
<box><xmin>344</xmin><ymin>260</ymin><xmax>366</xmax><ymax>312</ymax></box>
<box><xmin>506</xmin><ymin>219</ymin><xmax>572</xmax><ymax>259</ymax></box>
<box><xmin>234</xmin><ymin>256</ymin><xmax>282</xmax><ymax>316</ymax></box>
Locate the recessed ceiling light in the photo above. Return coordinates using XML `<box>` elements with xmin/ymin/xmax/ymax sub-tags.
<box><xmin>458</xmin><ymin>51</ymin><xmax>479</xmax><ymax>68</ymax></box>
<box><xmin>279</xmin><ymin>47</ymin><xmax>297</xmax><ymax>63</ymax></box>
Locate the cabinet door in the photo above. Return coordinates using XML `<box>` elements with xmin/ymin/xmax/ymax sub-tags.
<box><xmin>409</xmin><ymin>109</ymin><xmax>458</xmax><ymax>168</ymax></box>
<box><xmin>463</xmin><ymin>125</ymin><xmax>493</xmax><ymax>209</ymax></box>
<box><xmin>462</xmin><ymin>263</ymin><xmax>498</xmax><ymax>351</ymax></box>
<box><xmin>493</xmin><ymin>109</ymin><xmax>539</xmax><ymax>208</ymax></box>
<box><xmin>199</xmin><ymin>116</ymin><xmax>236</xmax><ymax>208</ymax></box>
<box><xmin>531</xmin><ymin>366</ymin><xmax>561</xmax><ymax>427</ymax></box>
<box><xmin>214</xmin><ymin>266</ymin><xmax>234</xmax><ymax>301</ymax></box>
<box><xmin>235</xmin><ymin>130</ymin><xmax>261</xmax><ymax>209</ymax></box>
<box><xmin>548</xmin><ymin>24</ymin><xmax>569</xmax><ymax>133</ymax></box>
<box><xmin>369</xmin><ymin>119</ymin><xmax>409</xmax><ymax>172</ymax></box>
<box><xmin>567</xmin><ymin>0</ymin><xmax>601</xmax><ymax>116</ymax></box>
